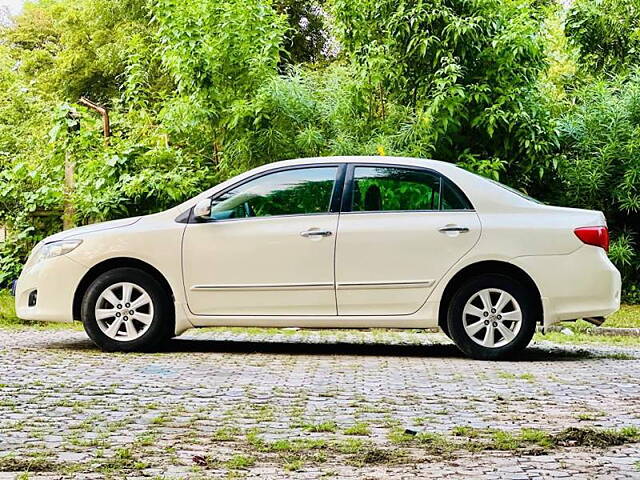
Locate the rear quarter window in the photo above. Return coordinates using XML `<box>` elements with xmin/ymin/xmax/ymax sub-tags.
<box><xmin>441</xmin><ymin>178</ymin><xmax>473</xmax><ymax>210</ymax></box>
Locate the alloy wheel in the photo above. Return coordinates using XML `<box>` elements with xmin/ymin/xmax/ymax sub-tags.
<box><xmin>94</xmin><ymin>282</ymin><xmax>154</xmax><ymax>341</ymax></box>
<box><xmin>462</xmin><ymin>288</ymin><xmax>522</xmax><ymax>348</ymax></box>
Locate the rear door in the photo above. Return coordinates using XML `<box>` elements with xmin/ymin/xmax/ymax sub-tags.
<box><xmin>335</xmin><ymin>164</ymin><xmax>481</xmax><ymax>315</ymax></box>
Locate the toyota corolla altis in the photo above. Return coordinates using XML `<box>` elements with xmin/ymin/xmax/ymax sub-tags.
<box><xmin>14</xmin><ymin>157</ymin><xmax>621</xmax><ymax>359</ymax></box>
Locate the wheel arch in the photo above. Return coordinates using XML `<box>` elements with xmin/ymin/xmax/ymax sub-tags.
<box><xmin>437</xmin><ymin>260</ymin><xmax>543</xmax><ymax>330</ymax></box>
<box><xmin>73</xmin><ymin>257</ymin><xmax>176</xmax><ymax>321</ymax></box>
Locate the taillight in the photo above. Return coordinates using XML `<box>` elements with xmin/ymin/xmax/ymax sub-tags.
<box><xmin>574</xmin><ymin>226</ymin><xmax>609</xmax><ymax>252</ymax></box>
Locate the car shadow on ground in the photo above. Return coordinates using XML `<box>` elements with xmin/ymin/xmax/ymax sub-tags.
<box><xmin>45</xmin><ymin>335</ymin><xmax>605</xmax><ymax>362</ymax></box>
<box><xmin>162</xmin><ymin>338</ymin><xmax>604</xmax><ymax>361</ymax></box>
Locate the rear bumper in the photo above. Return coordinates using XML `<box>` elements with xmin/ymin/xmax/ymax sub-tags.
<box><xmin>512</xmin><ymin>246</ymin><xmax>621</xmax><ymax>328</ymax></box>
<box><xmin>15</xmin><ymin>255</ymin><xmax>88</xmax><ymax>323</ymax></box>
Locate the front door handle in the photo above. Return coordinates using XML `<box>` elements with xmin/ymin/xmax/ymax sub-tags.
<box><xmin>300</xmin><ymin>229</ymin><xmax>333</xmax><ymax>238</ymax></box>
<box><xmin>438</xmin><ymin>226</ymin><xmax>470</xmax><ymax>233</ymax></box>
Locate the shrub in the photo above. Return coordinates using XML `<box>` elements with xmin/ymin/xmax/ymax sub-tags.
<box><xmin>556</xmin><ymin>74</ymin><xmax>640</xmax><ymax>299</ymax></box>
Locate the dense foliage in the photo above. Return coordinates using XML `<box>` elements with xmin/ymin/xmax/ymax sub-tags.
<box><xmin>0</xmin><ymin>0</ymin><xmax>638</xmax><ymax>300</ymax></box>
<box><xmin>332</xmin><ymin>0</ymin><xmax>555</xmax><ymax>182</ymax></box>
<box><xmin>566</xmin><ymin>0</ymin><xmax>640</xmax><ymax>74</ymax></box>
<box><xmin>556</xmin><ymin>76</ymin><xmax>640</xmax><ymax>300</ymax></box>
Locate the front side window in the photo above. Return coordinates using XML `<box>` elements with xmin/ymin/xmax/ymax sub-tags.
<box><xmin>209</xmin><ymin>167</ymin><xmax>338</xmax><ymax>220</ymax></box>
<box><xmin>350</xmin><ymin>166</ymin><xmax>471</xmax><ymax>212</ymax></box>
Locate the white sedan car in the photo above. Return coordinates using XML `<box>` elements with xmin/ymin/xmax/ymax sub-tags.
<box><xmin>14</xmin><ymin>157</ymin><xmax>621</xmax><ymax>359</ymax></box>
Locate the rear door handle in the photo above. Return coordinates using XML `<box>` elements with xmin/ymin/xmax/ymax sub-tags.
<box><xmin>300</xmin><ymin>229</ymin><xmax>333</xmax><ymax>238</ymax></box>
<box><xmin>438</xmin><ymin>226</ymin><xmax>469</xmax><ymax>233</ymax></box>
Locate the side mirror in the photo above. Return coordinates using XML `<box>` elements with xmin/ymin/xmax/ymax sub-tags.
<box><xmin>193</xmin><ymin>199</ymin><xmax>212</xmax><ymax>221</ymax></box>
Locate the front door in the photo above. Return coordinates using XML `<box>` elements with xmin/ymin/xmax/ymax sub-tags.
<box><xmin>182</xmin><ymin>165</ymin><xmax>341</xmax><ymax>316</ymax></box>
<box><xmin>335</xmin><ymin>165</ymin><xmax>481</xmax><ymax>315</ymax></box>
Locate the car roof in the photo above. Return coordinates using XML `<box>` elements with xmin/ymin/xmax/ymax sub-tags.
<box><xmin>263</xmin><ymin>155</ymin><xmax>450</xmax><ymax>170</ymax></box>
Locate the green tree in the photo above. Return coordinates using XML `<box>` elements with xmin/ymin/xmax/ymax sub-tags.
<box><xmin>275</xmin><ymin>0</ymin><xmax>332</xmax><ymax>65</ymax></box>
<box><xmin>331</xmin><ymin>0</ymin><xmax>557</xmax><ymax>185</ymax></box>
<box><xmin>566</xmin><ymin>0</ymin><xmax>640</xmax><ymax>74</ymax></box>
<box><xmin>152</xmin><ymin>0</ymin><xmax>287</xmax><ymax>161</ymax></box>
<box><xmin>5</xmin><ymin>0</ymin><xmax>161</xmax><ymax>102</ymax></box>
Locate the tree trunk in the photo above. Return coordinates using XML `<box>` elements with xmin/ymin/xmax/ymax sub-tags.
<box><xmin>63</xmin><ymin>150</ymin><xmax>75</xmax><ymax>230</ymax></box>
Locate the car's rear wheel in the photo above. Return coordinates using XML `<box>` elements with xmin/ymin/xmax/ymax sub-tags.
<box><xmin>446</xmin><ymin>274</ymin><xmax>537</xmax><ymax>360</ymax></box>
<box><xmin>81</xmin><ymin>267</ymin><xmax>173</xmax><ymax>352</ymax></box>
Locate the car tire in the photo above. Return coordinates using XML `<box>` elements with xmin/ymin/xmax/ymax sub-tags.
<box><xmin>81</xmin><ymin>267</ymin><xmax>174</xmax><ymax>352</ymax></box>
<box><xmin>440</xmin><ymin>322</ymin><xmax>452</xmax><ymax>340</ymax></box>
<box><xmin>446</xmin><ymin>274</ymin><xmax>537</xmax><ymax>360</ymax></box>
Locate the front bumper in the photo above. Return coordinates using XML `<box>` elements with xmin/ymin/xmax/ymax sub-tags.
<box><xmin>15</xmin><ymin>255</ymin><xmax>88</xmax><ymax>323</ymax></box>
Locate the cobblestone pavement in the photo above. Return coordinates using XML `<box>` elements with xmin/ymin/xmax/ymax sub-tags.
<box><xmin>0</xmin><ymin>327</ymin><xmax>639</xmax><ymax>479</ymax></box>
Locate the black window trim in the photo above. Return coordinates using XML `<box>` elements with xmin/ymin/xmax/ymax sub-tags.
<box><xmin>340</xmin><ymin>163</ymin><xmax>475</xmax><ymax>214</ymax></box>
<box><xmin>178</xmin><ymin>163</ymin><xmax>347</xmax><ymax>224</ymax></box>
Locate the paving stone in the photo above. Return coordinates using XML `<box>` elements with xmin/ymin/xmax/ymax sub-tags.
<box><xmin>0</xmin><ymin>327</ymin><xmax>639</xmax><ymax>479</ymax></box>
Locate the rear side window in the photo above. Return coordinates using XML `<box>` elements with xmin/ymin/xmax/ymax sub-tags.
<box><xmin>350</xmin><ymin>166</ymin><xmax>472</xmax><ymax>212</ymax></box>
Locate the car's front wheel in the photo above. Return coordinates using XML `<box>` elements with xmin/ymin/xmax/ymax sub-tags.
<box><xmin>446</xmin><ymin>274</ymin><xmax>537</xmax><ymax>360</ymax></box>
<box><xmin>81</xmin><ymin>267</ymin><xmax>173</xmax><ymax>352</ymax></box>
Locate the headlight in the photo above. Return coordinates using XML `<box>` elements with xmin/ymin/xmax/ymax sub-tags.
<box><xmin>32</xmin><ymin>239</ymin><xmax>83</xmax><ymax>265</ymax></box>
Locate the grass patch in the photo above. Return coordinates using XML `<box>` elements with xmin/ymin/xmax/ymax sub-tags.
<box><xmin>348</xmin><ymin>447</ymin><xmax>400</xmax><ymax>466</ymax></box>
<box><xmin>0</xmin><ymin>289</ymin><xmax>18</xmax><ymax>327</ymax></box>
<box><xmin>451</xmin><ymin>426</ymin><xmax>481</xmax><ymax>438</ymax></box>
<box><xmin>387</xmin><ymin>428</ymin><xmax>458</xmax><ymax>455</ymax></box>
<box><xmin>496</xmin><ymin>372</ymin><xmax>536</xmax><ymax>381</ymax></box>
<box><xmin>451</xmin><ymin>425</ymin><xmax>638</xmax><ymax>451</ymax></box>
<box><xmin>536</xmin><ymin>330</ymin><xmax>640</xmax><ymax>346</ymax></box>
<box><xmin>520</xmin><ymin>428</ymin><xmax>554</xmax><ymax>448</ymax></box>
<box><xmin>343</xmin><ymin>422</ymin><xmax>371</xmax><ymax>436</ymax></box>
<box><xmin>269</xmin><ymin>438</ymin><xmax>327</xmax><ymax>452</ymax></box>
<box><xmin>0</xmin><ymin>455</ymin><xmax>61</xmax><ymax>472</ymax></box>
<box><xmin>541</xmin><ymin>304</ymin><xmax>640</xmax><ymax>346</ymax></box>
<box><xmin>576</xmin><ymin>411</ymin><xmax>606</xmax><ymax>421</ymax></box>
<box><xmin>3</xmin><ymin>425</ymin><xmax>622</xmax><ymax>476</ymax></box>
<box><xmin>283</xmin><ymin>456</ymin><xmax>305</xmax><ymax>471</ymax></box>
<box><xmin>554</xmin><ymin>426</ymin><xmax>639</xmax><ymax>448</ymax></box>
<box><xmin>535</xmin><ymin>305</ymin><xmax>640</xmax><ymax>346</ymax></box>
<box><xmin>333</xmin><ymin>438</ymin><xmax>369</xmax><ymax>454</ymax></box>
<box><xmin>416</xmin><ymin>432</ymin><xmax>458</xmax><ymax>455</ymax></box>
<box><xmin>96</xmin><ymin>447</ymin><xmax>148</xmax><ymax>472</ymax></box>
<box><xmin>302</xmin><ymin>421</ymin><xmax>337</xmax><ymax>433</ymax></box>
<box><xmin>135</xmin><ymin>433</ymin><xmax>157</xmax><ymax>446</ymax></box>
<box><xmin>225</xmin><ymin>454</ymin><xmax>255</xmax><ymax>470</ymax></box>
<box><xmin>388</xmin><ymin>428</ymin><xmax>417</xmax><ymax>444</ymax></box>
<box><xmin>212</xmin><ymin>425</ymin><xmax>240</xmax><ymax>441</ymax></box>
<box><xmin>490</xmin><ymin>430</ymin><xmax>520</xmax><ymax>450</ymax></box>
<box><xmin>603</xmin><ymin>305</ymin><xmax>640</xmax><ymax>328</ymax></box>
